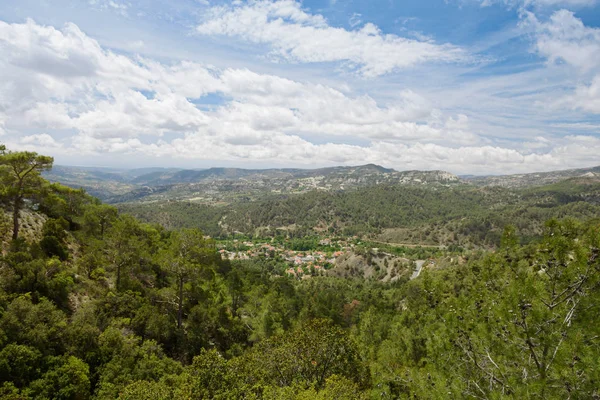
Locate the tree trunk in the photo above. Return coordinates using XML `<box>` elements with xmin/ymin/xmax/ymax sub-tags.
<box><xmin>116</xmin><ymin>263</ymin><xmax>121</xmax><ymax>291</ymax></box>
<box><xmin>12</xmin><ymin>197</ymin><xmax>20</xmax><ymax>241</ymax></box>
<box><xmin>177</xmin><ymin>276</ymin><xmax>184</xmax><ymax>329</ymax></box>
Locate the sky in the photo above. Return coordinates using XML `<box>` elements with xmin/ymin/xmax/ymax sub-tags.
<box><xmin>0</xmin><ymin>0</ymin><xmax>599</xmax><ymax>174</ymax></box>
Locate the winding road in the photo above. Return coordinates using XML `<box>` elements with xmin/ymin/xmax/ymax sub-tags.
<box><xmin>410</xmin><ymin>260</ymin><xmax>426</xmax><ymax>280</ymax></box>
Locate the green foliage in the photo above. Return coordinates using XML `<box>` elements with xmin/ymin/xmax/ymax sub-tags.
<box><xmin>0</xmin><ymin>258</ymin><xmax>74</xmax><ymax>308</ymax></box>
<box><xmin>0</xmin><ymin>382</ymin><xmax>28</xmax><ymax>400</ymax></box>
<box><xmin>361</xmin><ymin>219</ymin><xmax>600</xmax><ymax>398</ymax></box>
<box><xmin>263</xmin><ymin>375</ymin><xmax>368</xmax><ymax>400</ymax></box>
<box><xmin>1</xmin><ymin>145</ymin><xmax>600</xmax><ymax>399</ymax></box>
<box><xmin>94</xmin><ymin>328</ymin><xmax>183</xmax><ymax>399</ymax></box>
<box><xmin>0</xmin><ymin>210</ymin><xmax>10</xmax><ymax>239</ymax></box>
<box><xmin>39</xmin><ymin>183</ymin><xmax>90</xmax><ymax>227</ymax></box>
<box><xmin>117</xmin><ymin>380</ymin><xmax>172</xmax><ymax>400</ymax></box>
<box><xmin>120</xmin><ymin>180</ymin><xmax>600</xmax><ymax>251</ymax></box>
<box><xmin>118</xmin><ymin>202</ymin><xmax>223</xmax><ymax>237</ymax></box>
<box><xmin>81</xmin><ymin>204</ymin><xmax>118</xmax><ymax>238</ymax></box>
<box><xmin>42</xmin><ymin>217</ymin><xmax>69</xmax><ymax>242</ymax></box>
<box><xmin>40</xmin><ymin>236</ymin><xmax>69</xmax><ymax>260</ymax></box>
<box><xmin>184</xmin><ymin>349</ymin><xmax>240</xmax><ymax>399</ymax></box>
<box><xmin>1</xmin><ymin>296</ymin><xmax>67</xmax><ymax>356</ymax></box>
<box><xmin>0</xmin><ymin>344</ymin><xmax>43</xmax><ymax>388</ymax></box>
<box><xmin>243</xmin><ymin>319</ymin><xmax>367</xmax><ymax>389</ymax></box>
<box><xmin>0</xmin><ymin>148</ymin><xmax>53</xmax><ymax>240</ymax></box>
<box><xmin>26</xmin><ymin>356</ymin><xmax>90</xmax><ymax>400</ymax></box>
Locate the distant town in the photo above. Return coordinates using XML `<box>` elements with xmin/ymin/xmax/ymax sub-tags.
<box><xmin>216</xmin><ymin>237</ymin><xmax>355</xmax><ymax>278</ymax></box>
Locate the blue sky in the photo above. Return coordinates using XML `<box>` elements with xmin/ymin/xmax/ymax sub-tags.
<box><xmin>0</xmin><ymin>0</ymin><xmax>599</xmax><ymax>174</ymax></box>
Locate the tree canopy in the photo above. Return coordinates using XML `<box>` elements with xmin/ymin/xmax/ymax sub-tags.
<box><xmin>0</xmin><ymin>147</ymin><xmax>54</xmax><ymax>240</ymax></box>
<box><xmin>1</xmin><ymin>144</ymin><xmax>599</xmax><ymax>399</ymax></box>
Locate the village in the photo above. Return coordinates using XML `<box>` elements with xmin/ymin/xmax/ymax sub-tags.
<box><xmin>214</xmin><ymin>235</ymin><xmax>448</xmax><ymax>281</ymax></box>
<box><xmin>216</xmin><ymin>237</ymin><xmax>356</xmax><ymax>278</ymax></box>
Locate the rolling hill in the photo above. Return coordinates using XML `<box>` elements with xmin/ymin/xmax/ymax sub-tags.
<box><xmin>45</xmin><ymin>164</ymin><xmax>461</xmax><ymax>204</ymax></box>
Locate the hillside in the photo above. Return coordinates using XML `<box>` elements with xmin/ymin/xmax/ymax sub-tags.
<box><xmin>119</xmin><ymin>178</ymin><xmax>600</xmax><ymax>249</ymax></box>
<box><xmin>46</xmin><ymin>163</ymin><xmax>600</xmax><ymax>206</ymax></box>
<box><xmin>45</xmin><ymin>164</ymin><xmax>460</xmax><ymax>204</ymax></box>
<box><xmin>465</xmin><ymin>165</ymin><xmax>600</xmax><ymax>188</ymax></box>
<box><xmin>2</xmin><ymin>146</ymin><xmax>600</xmax><ymax>399</ymax></box>
<box><xmin>43</xmin><ymin>166</ymin><xmax>142</xmax><ymax>200</ymax></box>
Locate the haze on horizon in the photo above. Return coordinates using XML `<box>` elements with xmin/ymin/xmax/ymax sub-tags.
<box><xmin>1</xmin><ymin>0</ymin><xmax>599</xmax><ymax>175</ymax></box>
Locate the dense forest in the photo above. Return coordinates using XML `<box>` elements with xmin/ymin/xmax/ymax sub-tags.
<box><xmin>120</xmin><ymin>178</ymin><xmax>600</xmax><ymax>249</ymax></box>
<box><xmin>1</xmin><ymin>146</ymin><xmax>600</xmax><ymax>399</ymax></box>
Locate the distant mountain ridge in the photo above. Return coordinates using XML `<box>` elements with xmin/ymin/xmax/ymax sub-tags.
<box><xmin>129</xmin><ymin>164</ymin><xmax>399</xmax><ymax>186</ymax></box>
<box><xmin>45</xmin><ymin>163</ymin><xmax>600</xmax><ymax>205</ymax></box>
<box><xmin>464</xmin><ymin>165</ymin><xmax>600</xmax><ymax>188</ymax></box>
<box><xmin>44</xmin><ymin>164</ymin><xmax>460</xmax><ymax>203</ymax></box>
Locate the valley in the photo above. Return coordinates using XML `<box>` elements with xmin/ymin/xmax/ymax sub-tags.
<box><xmin>46</xmin><ymin>162</ymin><xmax>600</xmax><ymax>284</ymax></box>
<box><xmin>3</xmin><ymin>148</ymin><xmax>600</xmax><ymax>399</ymax></box>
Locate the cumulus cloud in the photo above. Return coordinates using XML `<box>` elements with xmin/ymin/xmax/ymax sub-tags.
<box><xmin>0</xmin><ymin>19</ymin><xmax>463</xmax><ymax>141</ymax></box>
<box><xmin>20</xmin><ymin>133</ymin><xmax>60</xmax><ymax>148</ymax></box>
<box><xmin>524</xmin><ymin>10</ymin><xmax>600</xmax><ymax>114</ymax></box>
<box><xmin>0</xmin><ymin>18</ymin><xmax>597</xmax><ymax>174</ymax></box>
<box><xmin>524</xmin><ymin>9</ymin><xmax>600</xmax><ymax>71</ymax></box>
<box><xmin>134</xmin><ymin>133</ymin><xmax>600</xmax><ymax>175</ymax></box>
<box><xmin>196</xmin><ymin>0</ymin><xmax>467</xmax><ymax>77</ymax></box>
<box><xmin>562</xmin><ymin>76</ymin><xmax>600</xmax><ymax>113</ymax></box>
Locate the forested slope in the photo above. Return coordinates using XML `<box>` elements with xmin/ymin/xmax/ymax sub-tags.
<box><xmin>1</xmin><ymin>146</ymin><xmax>600</xmax><ymax>399</ymax></box>
<box><xmin>121</xmin><ymin>179</ymin><xmax>600</xmax><ymax>248</ymax></box>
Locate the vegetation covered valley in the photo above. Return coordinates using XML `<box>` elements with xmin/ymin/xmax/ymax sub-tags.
<box><xmin>120</xmin><ymin>176</ymin><xmax>600</xmax><ymax>250</ymax></box>
<box><xmin>1</xmin><ymin>145</ymin><xmax>600</xmax><ymax>399</ymax></box>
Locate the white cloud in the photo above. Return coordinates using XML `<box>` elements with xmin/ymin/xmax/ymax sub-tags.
<box><xmin>71</xmin><ymin>135</ymin><xmax>143</xmax><ymax>154</ymax></box>
<box><xmin>563</xmin><ymin>76</ymin><xmax>600</xmax><ymax>113</ymax></box>
<box><xmin>89</xmin><ymin>0</ymin><xmax>129</xmax><ymax>16</ymax></box>
<box><xmin>349</xmin><ymin>13</ymin><xmax>362</xmax><ymax>28</ymax></box>
<box><xmin>74</xmin><ymin>91</ymin><xmax>210</xmax><ymax>137</ymax></box>
<box><xmin>129</xmin><ymin>40</ymin><xmax>145</xmax><ymax>49</ymax></box>
<box><xmin>480</xmin><ymin>0</ymin><xmax>597</xmax><ymax>9</ymax></box>
<box><xmin>0</xmin><ymin>18</ymin><xmax>152</xmax><ymax>106</ymax></box>
<box><xmin>550</xmin><ymin>122</ymin><xmax>600</xmax><ymax>130</ymax></box>
<box><xmin>527</xmin><ymin>0</ymin><xmax>597</xmax><ymax>6</ymax></box>
<box><xmin>0</xmin><ymin>114</ymin><xmax>6</xmax><ymax>136</ymax></box>
<box><xmin>20</xmin><ymin>133</ymin><xmax>60</xmax><ymax>148</ymax></box>
<box><xmin>524</xmin><ymin>10</ymin><xmax>600</xmax><ymax>114</ymax></box>
<box><xmin>524</xmin><ymin>9</ymin><xmax>600</xmax><ymax>72</ymax></box>
<box><xmin>134</xmin><ymin>133</ymin><xmax>600</xmax><ymax>175</ymax></box>
<box><xmin>23</xmin><ymin>102</ymin><xmax>73</xmax><ymax>130</ymax></box>
<box><xmin>0</xmin><ymin>18</ymin><xmax>597</xmax><ymax>175</ymax></box>
<box><xmin>196</xmin><ymin>0</ymin><xmax>467</xmax><ymax>77</ymax></box>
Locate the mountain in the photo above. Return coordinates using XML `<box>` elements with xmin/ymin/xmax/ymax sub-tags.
<box><xmin>464</xmin><ymin>165</ymin><xmax>600</xmax><ymax>188</ymax></box>
<box><xmin>118</xmin><ymin>177</ymin><xmax>600</xmax><ymax>250</ymax></box>
<box><xmin>43</xmin><ymin>166</ymin><xmax>135</xmax><ymax>200</ymax></box>
<box><xmin>45</xmin><ymin>163</ymin><xmax>600</xmax><ymax>205</ymax></box>
<box><xmin>45</xmin><ymin>164</ymin><xmax>461</xmax><ymax>204</ymax></box>
<box><xmin>120</xmin><ymin>167</ymin><xmax>185</xmax><ymax>181</ymax></box>
<box><xmin>6</xmin><ymin>154</ymin><xmax>600</xmax><ymax>399</ymax></box>
<box><xmin>130</xmin><ymin>164</ymin><xmax>450</xmax><ymax>186</ymax></box>
<box><xmin>42</xmin><ymin>166</ymin><xmax>188</xmax><ymax>200</ymax></box>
